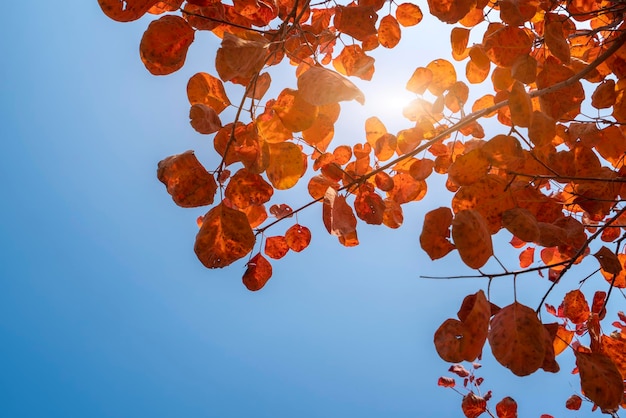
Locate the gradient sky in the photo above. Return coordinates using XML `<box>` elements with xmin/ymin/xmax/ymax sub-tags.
<box><xmin>0</xmin><ymin>2</ymin><xmax>600</xmax><ymax>417</ymax></box>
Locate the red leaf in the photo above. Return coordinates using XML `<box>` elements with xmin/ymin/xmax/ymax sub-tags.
<box><xmin>242</xmin><ymin>253</ymin><xmax>273</xmax><ymax>291</ymax></box>
<box><xmin>285</xmin><ymin>224</ymin><xmax>311</xmax><ymax>252</ymax></box>
<box><xmin>438</xmin><ymin>376</ymin><xmax>456</xmax><ymax>388</ymax></box>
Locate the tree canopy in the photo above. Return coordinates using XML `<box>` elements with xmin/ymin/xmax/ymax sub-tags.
<box><xmin>99</xmin><ymin>0</ymin><xmax>626</xmax><ymax>415</ymax></box>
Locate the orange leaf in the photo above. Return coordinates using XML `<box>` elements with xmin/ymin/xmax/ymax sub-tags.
<box><xmin>273</xmin><ymin>88</ymin><xmax>319</xmax><ymax>132</ymax></box>
<box><xmin>242</xmin><ymin>253</ymin><xmax>272</xmax><ymax>291</ymax></box>
<box><xmin>426</xmin><ymin>59</ymin><xmax>457</xmax><ymax>96</ymax></box>
<box><xmin>536</xmin><ymin>57</ymin><xmax>584</xmax><ymax>120</ymax></box>
<box><xmin>562</xmin><ymin>289</ymin><xmax>590</xmax><ymax>324</ymax></box>
<box><xmin>448</xmin><ymin>149</ymin><xmax>490</xmax><ymax>186</ymax></box>
<box><xmin>601</xmin><ymin>335</ymin><xmax>626</xmax><ymax>379</ymax></box>
<box><xmin>187</xmin><ymin>72</ymin><xmax>231</xmax><ymax>113</ymax></box>
<box><xmin>323</xmin><ymin>188</ymin><xmax>359</xmax><ymax>247</ymax></box>
<box><xmin>378</xmin><ymin>15</ymin><xmax>401</xmax><ymax>48</ymax></box>
<box><xmin>452</xmin><ymin>209</ymin><xmax>493</xmax><ymax>269</ymax></box>
<box><xmin>466</xmin><ymin>46</ymin><xmax>491</xmax><ymax>84</ymax></box>
<box><xmin>508</xmin><ymin>80</ymin><xmax>532</xmax><ymax>127</ymax></box>
<box><xmin>483</xmin><ymin>23</ymin><xmax>532</xmax><ymax>67</ymax></box>
<box><xmin>246</xmin><ymin>72</ymin><xmax>272</xmax><ymax>100</ymax></box>
<box><xmin>462</xmin><ymin>392</ymin><xmax>487</xmax><ymax>418</ymax></box>
<box><xmin>553</xmin><ymin>324</ymin><xmax>573</xmax><ymax>356</ymax></box>
<box><xmin>98</xmin><ymin>0</ymin><xmax>159</xmax><ymax>22</ymax></box>
<box><xmin>591</xmin><ymin>79</ymin><xmax>617</xmax><ymax>109</ymax></box>
<box><xmin>265</xmin><ymin>235</ymin><xmax>289</xmax><ymax>260</ymax></box>
<box><xmin>528</xmin><ymin>110</ymin><xmax>556</xmax><ymax>148</ymax></box>
<box><xmin>575</xmin><ymin>350</ymin><xmax>624</xmax><ymax>411</ymax></box>
<box><xmin>387</xmin><ymin>173</ymin><xmax>427</xmax><ymax>204</ymax></box>
<box><xmin>215</xmin><ymin>32</ymin><xmax>269</xmax><ymax>83</ymax></box>
<box><xmin>298</xmin><ymin>66</ymin><xmax>365</xmax><ymax>105</ymax></box>
<box><xmin>406</xmin><ymin>67</ymin><xmax>432</xmax><ymax>94</ymax></box>
<box><xmin>511</xmin><ymin>54</ymin><xmax>537</xmax><ymax>84</ymax></box>
<box><xmin>382</xmin><ymin>198</ymin><xmax>403</xmax><ymax>228</ymax></box>
<box><xmin>434</xmin><ymin>290</ymin><xmax>490</xmax><ymax>362</ymax></box>
<box><xmin>189</xmin><ymin>104</ymin><xmax>222</xmax><ymax>134</ymax></box>
<box><xmin>354</xmin><ymin>185</ymin><xmax>386</xmax><ymax>225</ymax></box>
<box><xmin>334</xmin><ymin>5</ymin><xmax>378</xmax><ymax>41</ymax></box>
<box><xmin>333</xmin><ymin>45</ymin><xmax>375</xmax><ymax>81</ymax></box>
<box><xmin>395</xmin><ymin>3</ymin><xmax>423</xmax><ymax>26</ymax></box>
<box><xmin>285</xmin><ymin>224</ymin><xmax>312</xmax><ymax>252</ymax></box>
<box><xmin>502</xmin><ymin>207</ymin><xmax>540</xmax><ymax>243</ymax></box>
<box><xmin>488</xmin><ymin>302</ymin><xmax>546</xmax><ymax>376</ymax></box>
<box><xmin>267</xmin><ymin>142</ymin><xmax>306</xmax><ymax>190</ymax></box>
<box><xmin>519</xmin><ymin>246</ymin><xmax>534</xmax><ymax>268</ymax></box>
<box><xmin>437</xmin><ymin>376</ymin><xmax>455</xmax><ymax>388</ymax></box>
<box><xmin>495</xmin><ymin>397</ymin><xmax>517</xmax><ymax>418</ymax></box>
<box><xmin>140</xmin><ymin>15</ymin><xmax>195</xmax><ymax>75</ymax></box>
<box><xmin>445</xmin><ymin>81</ymin><xmax>469</xmax><ymax>112</ymax></box>
<box><xmin>195</xmin><ymin>203</ymin><xmax>256</xmax><ymax>268</ymax></box>
<box><xmin>427</xmin><ymin>0</ymin><xmax>474</xmax><ymax>23</ymax></box>
<box><xmin>241</xmin><ymin>204</ymin><xmax>267</xmax><ymax>228</ymax></box>
<box><xmin>420</xmin><ymin>207</ymin><xmax>455</xmax><ymax>260</ymax></box>
<box><xmin>157</xmin><ymin>151</ymin><xmax>217</xmax><ymax>208</ymax></box>
<box><xmin>224</xmin><ymin>168</ymin><xmax>273</xmax><ymax>209</ymax></box>
<box><xmin>451</xmin><ymin>27</ymin><xmax>470</xmax><ymax>60</ymax></box>
<box><xmin>545</xmin><ymin>21</ymin><xmax>571</xmax><ymax>64</ymax></box>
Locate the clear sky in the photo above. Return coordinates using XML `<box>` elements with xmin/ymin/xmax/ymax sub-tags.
<box><xmin>0</xmin><ymin>2</ymin><xmax>599</xmax><ymax>417</ymax></box>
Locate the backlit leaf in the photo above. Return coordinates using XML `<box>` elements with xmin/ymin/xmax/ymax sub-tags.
<box><xmin>483</xmin><ymin>23</ymin><xmax>532</xmax><ymax>67</ymax></box>
<box><xmin>334</xmin><ymin>5</ymin><xmax>378</xmax><ymax>41</ymax></box>
<box><xmin>428</xmin><ymin>0</ymin><xmax>474</xmax><ymax>23</ymax></box>
<box><xmin>215</xmin><ymin>32</ymin><xmax>269</xmax><ymax>83</ymax></box>
<box><xmin>565</xmin><ymin>395</ymin><xmax>582</xmax><ymax>411</ymax></box>
<box><xmin>157</xmin><ymin>151</ymin><xmax>217</xmax><ymax>208</ymax></box>
<box><xmin>224</xmin><ymin>168</ymin><xmax>273</xmax><ymax>209</ymax></box>
<box><xmin>495</xmin><ymin>396</ymin><xmax>517</xmax><ymax>418</ymax></box>
<box><xmin>98</xmin><ymin>0</ymin><xmax>159</xmax><ymax>22</ymax></box>
<box><xmin>242</xmin><ymin>253</ymin><xmax>272</xmax><ymax>291</ymax></box>
<box><xmin>354</xmin><ymin>185</ymin><xmax>385</xmax><ymax>225</ymax></box>
<box><xmin>140</xmin><ymin>15</ymin><xmax>195</xmax><ymax>75</ymax></box>
<box><xmin>333</xmin><ymin>45</ymin><xmax>375</xmax><ymax>81</ymax></box>
<box><xmin>189</xmin><ymin>104</ymin><xmax>222</xmax><ymax>134</ymax></box>
<box><xmin>265</xmin><ymin>235</ymin><xmax>289</xmax><ymax>260</ymax></box>
<box><xmin>600</xmin><ymin>253</ymin><xmax>626</xmax><ymax>288</ymax></box>
<box><xmin>187</xmin><ymin>72</ymin><xmax>231</xmax><ymax>113</ymax></box>
<box><xmin>502</xmin><ymin>207</ymin><xmax>540</xmax><ymax>243</ymax></box>
<box><xmin>452</xmin><ymin>210</ymin><xmax>493</xmax><ymax>269</ymax></box>
<box><xmin>575</xmin><ymin>350</ymin><xmax>624</xmax><ymax>411</ymax></box>
<box><xmin>298</xmin><ymin>66</ymin><xmax>365</xmax><ymax>105</ymax></box>
<box><xmin>562</xmin><ymin>289</ymin><xmax>590</xmax><ymax>324</ymax></box>
<box><xmin>488</xmin><ymin>302</ymin><xmax>546</xmax><ymax>376</ymax></box>
<box><xmin>426</xmin><ymin>59</ymin><xmax>457</xmax><ymax>96</ymax></box>
<box><xmin>406</xmin><ymin>67</ymin><xmax>432</xmax><ymax>94</ymax></box>
<box><xmin>273</xmin><ymin>88</ymin><xmax>319</xmax><ymax>132</ymax></box>
<box><xmin>545</xmin><ymin>21</ymin><xmax>571</xmax><ymax>64</ymax></box>
<box><xmin>285</xmin><ymin>224</ymin><xmax>312</xmax><ymax>252</ymax></box>
<box><xmin>378</xmin><ymin>15</ymin><xmax>401</xmax><ymax>48</ymax></box>
<box><xmin>462</xmin><ymin>392</ymin><xmax>487</xmax><ymax>418</ymax></box>
<box><xmin>266</xmin><ymin>142</ymin><xmax>306</xmax><ymax>189</ymax></box>
<box><xmin>395</xmin><ymin>3</ymin><xmax>423</xmax><ymax>26</ymax></box>
<box><xmin>323</xmin><ymin>188</ymin><xmax>359</xmax><ymax>247</ymax></box>
<box><xmin>195</xmin><ymin>203</ymin><xmax>256</xmax><ymax>268</ymax></box>
<box><xmin>434</xmin><ymin>290</ymin><xmax>490</xmax><ymax>362</ymax></box>
<box><xmin>420</xmin><ymin>207</ymin><xmax>455</xmax><ymax>260</ymax></box>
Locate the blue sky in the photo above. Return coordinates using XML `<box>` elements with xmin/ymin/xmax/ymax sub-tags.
<box><xmin>0</xmin><ymin>2</ymin><xmax>599</xmax><ymax>417</ymax></box>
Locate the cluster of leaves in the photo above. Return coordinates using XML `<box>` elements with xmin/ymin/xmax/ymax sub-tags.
<box><xmin>99</xmin><ymin>0</ymin><xmax>626</xmax><ymax>415</ymax></box>
<box><xmin>436</xmin><ymin>290</ymin><xmax>626</xmax><ymax>415</ymax></box>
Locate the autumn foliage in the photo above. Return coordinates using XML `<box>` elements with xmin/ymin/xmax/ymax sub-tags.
<box><xmin>100</xmin><ymin>0</ymin><xmax>626</xmax><ymax>415</ymax></box>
